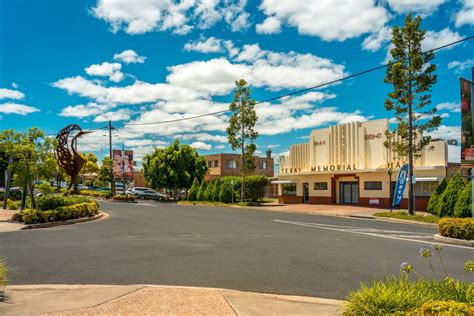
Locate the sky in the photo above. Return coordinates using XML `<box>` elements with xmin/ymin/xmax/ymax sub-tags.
<box><xmin>0</xmin><ymin>0</ymin><xmax>473</xmax><ymax>166</ymax></box>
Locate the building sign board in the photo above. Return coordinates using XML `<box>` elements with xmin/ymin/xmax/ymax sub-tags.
<box><xmin>392</xmin><ymin>164</ymin><xmax>408</xmax><ymax>207</ymax></box>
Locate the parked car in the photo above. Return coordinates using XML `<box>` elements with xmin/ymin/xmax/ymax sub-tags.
<box><xmin>125</xmin><ymin>187</ymin><xmax>148</xmax><ymax>195</ymax></box>
<box><xmin>130</xmin><ymin>188</ymin><xmax>168</xmax><ymax>201</ymax></box>
<box><xmin>77</xmin><ymin>184</ymin><xmax>88</xmax><ymax>190</ymax></box>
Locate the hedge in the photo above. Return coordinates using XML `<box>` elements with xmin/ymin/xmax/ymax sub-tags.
<box><xmin>187</xmin><ymin>178</ymin><xmax>199</xmax><ymax>201</ymax></box>
<box><xmin>417</xmin><ymin>300</ymin><xmax>474</xmax><ymax>315</ymax></box>
<box><xmin>426</xmin><ymin>178</ymin><xmax>447</xmax><ymax>214</ymax></box>
<box><xmin>220</xmin><ymin>175</ymin><xmax>269</xmax><ymax>202</ymax></box>
<box><xmin>211</xmin><ymin>179</ymin><xmax>221</xmax><ymax>202</ymax></box>
<box><xmin>112</xmin><ymin>194</ymin><xmax>136</xmax><ymax>201</ymax></box>
<box><xmin>204</xmin><ymin>180</ymin><xmax>214</xmax><ymax>201</ymax></box>
<box><xmin>12</xmin><ymin>201</ymin><xmax>99</xmax><ymax>224</ymax></box>
<box><xmin>79</xmin><ymin>190</ymin><xmax>112</xmax><ymax>199</ymax></box>
<box><xmin>438</xmin><ymin>218</ymin><xmax>474</xmax><ymax>241</ymax></box>
<box><xmin>219</xmin><ymin>181</ymin><xmax>233</xmax><ymax>203</ymax></box>
<box><xmin>196</xmin><ymin>180</ymin><xmax>207</xmax><ymax>201</ymax></box>
<box><xmin>434</xmin><ymin>173</ymin><xmax>465</xmax><ymax>218</ymax></box>
<box><xmin>36</xmin><ymin>195</ymin><xmax>89</xmax><ymax>211</ymax></box>
<box><xmin>454</xmin><ymin>181</ymin><xmax>472</xmax><ymax>218</ymax></box>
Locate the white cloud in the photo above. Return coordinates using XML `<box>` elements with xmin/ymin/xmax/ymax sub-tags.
<box><xmin>175</xmin><ymin>133</ymin><xmax>228</xmax><ymax>143</ymax></box>
<box><xmin>215</xmin><ymin>144</ymin><xmax>226</xmax><ymax>149</ymax></box>
<box><xmin>256</xmin><ymin>16</ymin><xmax>281</xmax><ymax>34</ymax></box>
<box><xmin>85</xmin><ymin>62</ymin><xmax>124</xmax><ymax>82</ymax></box>
<box><xmin>266</xmin><ymin>144</ymin><xmax>280</xmax><ymax>149</ymax></box>
<box><xmin>0</xmin><ymin>103</ymin><xmax>40</xmax><ymax>115</ymax></box>
<box><xmin>184</xmin><ymin>36</ymin><xmax>223</xmax><ymax>53</ymax></box>
<box><xmin>59</xmin><ymin>102</ymin><xmax>113</xmax><ymax>118</ymax></box>
<box><xmin>436</xmin><ymin>101</ymin><xmax>460</xmax><ymax>113</ymax></box>
<box><xmin>11</xmin><ymin>83</ymin><xmax>18</xmax><ymax>89</ymax></box>
<box><xmin>113</xmin><ymin>50</ymin><xmax>146</xmax><ymax>64</ymax></box>
<box><xmin>0</xmin><ymin>88</ymin><xmax>25</xmax><ymax>100</ymax></box>
<box><xmin>423</xmin><ymin>28</ymin><xmax>462</xmax><ymax>51</ymax></box>
<box><xmin>387</xmin><ymin>0</ymin><xmax>445</xmax><ymax>15</ymax></box>
<box><xmin>190</xmin><ymin>141</ymin><xmax>212</xmax><ymax>150</ymax></box>
<box><xmin>362</xmin><ymin>26</ymin><xmax>392</xmax><ymax>51</ymax></box>
<box><xmin>124</xmin><ymin>139</ymin><xmax>167</xmax><ymax>147</ymax></box>
<box><xmin>258</xmin><ymin>0</ymin><xmax>388</xmax><ymax>41</ymax></box>
<box><xmin>454</xmin><ymin>0</ymin><xmax>474</xmax><ymax>27</ymax></box>
<box><xmin>448</xmin><ymin>59</ymin><xmax>474</xmax><ymax>73</ymax></box>
<box><xmin>91</xmin><ymin>0</ymin><xmax>249</xmax><ymax>35</ymax></box>
<box><xmin>427</xmin><ymin>125</ymin><xmax>461</xmax><ymax>142</ymax></box>
<box><xmin>94</xmin><ymin>109</ymin><xmax>132</xmax><ymax>122</ymax></box>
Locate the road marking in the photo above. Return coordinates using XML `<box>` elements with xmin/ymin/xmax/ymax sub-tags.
<box><xmin>136</xmin><ymin>203</ymin><xmax>157</xmax><ymax>206</ymax></box>
<box><xmin>273</xmin><ymin>219</ymin><xmax>473</xmax><ymax>250</ymax></box>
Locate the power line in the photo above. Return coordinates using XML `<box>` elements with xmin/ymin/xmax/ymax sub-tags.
<box><xmin>110</xmin><ymin>35</ymin><xmax>473</xmax><ymax>127</ymax></box>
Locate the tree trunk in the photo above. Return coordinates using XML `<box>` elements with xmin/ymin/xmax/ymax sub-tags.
<box><xmin>241</xmin><ymin>107</ymin><xmax>245</xmax><ymax>204</ymax></box>
<box><xmin>407</xmin><ymin>43</ymin><xmax>415</xmax><ymax>215</ymax></box>
<box><xmin>29</xmin><ymin>183</ymin><xmax>36</xmax><ymax>209</ymax></box>
<box><xmin>20</xmin><ymin>186</ymin><xmax>27</xmax><ymax>210</ymax></box>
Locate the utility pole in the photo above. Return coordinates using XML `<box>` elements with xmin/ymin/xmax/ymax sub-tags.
<box><xmin>122</xmin><ymin>143</ymin><xmax>125</xmax><ymax>194</ymax></box>
<box><xmin>108</xmin><ymin>120</ymin><xmax>115</xmax><ymax>196</ymax></box>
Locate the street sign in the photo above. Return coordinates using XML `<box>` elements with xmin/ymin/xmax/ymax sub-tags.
<box><xmin>392</xmin><ymin>164</ymin><xmax>409</xmax><ymax>207</ymax></box>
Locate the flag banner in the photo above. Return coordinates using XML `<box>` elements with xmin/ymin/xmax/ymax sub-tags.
<box><xmin>392</xmin><ymin>164</ymin><xmax>409</xmax><ymax>207</ymax></box>
<box><xmin>113</xmin><ymin>149</ymin><xmax>134</xmax><ymax>179</ymax></box>
<box><xmin>112</xmin><ymin>150</ymin><xmax>122</xmax><ymax>178</ymax></box>
<box><xmin>461</xmin><ymin>78</ymin><xmax>474</xmax><ymax>166</ymax></box>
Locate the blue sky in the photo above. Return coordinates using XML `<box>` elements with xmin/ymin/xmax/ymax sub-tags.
<box><xmin>1</xmin><ymin>0</ymin><xmax>473</xmax><ymax>164</ymax></box>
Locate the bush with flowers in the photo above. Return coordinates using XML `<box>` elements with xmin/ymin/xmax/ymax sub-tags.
<box><xmin>344</xmin><ymin>244</ymin><xmax>474</xmax><ymax>315</ymax></box>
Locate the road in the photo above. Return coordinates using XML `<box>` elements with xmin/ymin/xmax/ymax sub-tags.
<box><xmin>0</xmin><ymin>201</ymin><xmax>472</xmax><ymax>299</ymax></box>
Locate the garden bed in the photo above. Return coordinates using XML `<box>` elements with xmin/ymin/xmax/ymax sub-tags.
<box><xmin>373</xmin><ymin>211</ymin><xmax>439</xmax><ymax>224</ymax></box>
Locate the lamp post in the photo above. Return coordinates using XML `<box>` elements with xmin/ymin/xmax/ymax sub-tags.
<box><xmin>388</xmin><ymin>167</ymin><xmax>393</xmax><ymax>212</ymax></box>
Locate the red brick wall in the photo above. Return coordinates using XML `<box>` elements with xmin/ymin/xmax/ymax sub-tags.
<box><xmin>308</xmin><ymin>196</ymin><xmax>333</xmax><ymax>204</ymax></box>
<box><xmin>278</xmin><ymin>195</ymin><xmax>303</xmax><ymax>204</ymax></box>
<box><xmin>204</xmin><ymin>154</ymin><xmax>274</xmax><ymax>178</ymax></box>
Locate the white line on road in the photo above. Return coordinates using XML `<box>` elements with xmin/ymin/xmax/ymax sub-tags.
<box><xmin>273</xmin><ymin>219</ymin><xmax>473</xmax><ymax>250</ymax></box>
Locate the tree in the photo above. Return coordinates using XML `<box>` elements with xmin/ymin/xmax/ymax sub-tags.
<box><xmin>219</xmin><ymin>181</ymin><xmax>233</xmax><ymax>203</ymax></box>
<box><xmin>204</xmin><ymin>179</ymin><xmax>214</xmax><ymax>201</ymax></box>
<box><xmin>435</xmin><ymin>173</ymin><xmax>465</xmax><ymax>218</ymax></box>
<box><xmin>426</xmin><ymin>178</ymin><xmax>448</xmax><ymax>214</ymax></box>
<box><xmin>80</xmin><ymin>153</ymin><xmax>99</xmax><ymax>185</ymax></box>
<box><xmin>196</xmin><ymin>179</ymin><xmax>207</xmax><ymax>201</ymax></box>
<box><xmin>226</xmin><ymin>79</ymin><xmax>258</xmax><ymax>203</ymax></box>
<box><xmin>98</xmin><ymin>156</ymin><xmax>113</xmax><ymax>185</ymax></box>
<box><xmin>142</xmin><ymin>140</ymin><xmax>208</xmax><ymax>197</ymax></box>
<box><xmin>187</xmin><ymin>178</ymin><xmax>200</xmax><ymax>201</ymax></box>
<box><xmin>9</xmin><ymin>128</ymin><xmax>56</xmax><ymax>209</ymax></box>
<box><xmin>211</xmin><ymin>179</ymin><xmax>221</xmax><ymax>202</ymax></box>
<box><xmin>454</xmin><ymin>181</ymin><xmax>472</xmax><ymax>218</ymax></box>
<box><xmin>384</xmin><ymin>14</ymin><xmax>440</xmax><ymax>215</ymax></box>
<box><xmin>0</xmin><ymin>130</ymin><xmax>17</xmax><ymax>209</ymax></box>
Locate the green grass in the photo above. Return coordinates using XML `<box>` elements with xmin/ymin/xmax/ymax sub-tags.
<box><xmin>0</xmin><ymin>259</ymin><xmax>6</xmax><ymax>286</ymax></box>
<box><xmin>373</xmin><ymin>211</ymin><xmax>439</xmax><ymax>223</ymax></box>
<box><xmin>344</xmin><ymin>276</ymin><xmax>473</xmax><ymax>315</ymax></box>
<box><xmin>178</xmin><ymin>200</ymin><xmax>261</xmax><ymax>207</ymax></box>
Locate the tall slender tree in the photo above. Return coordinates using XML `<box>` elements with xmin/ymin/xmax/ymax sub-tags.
<box><xmin>226</xmin><ymin>79</ymin><xmax>258</xmax><ymax>203</ymax></box>
<box><xmin>384</xmin><ymin>14</ymin><xmax>440</xmax><ymax>215</ymax></box>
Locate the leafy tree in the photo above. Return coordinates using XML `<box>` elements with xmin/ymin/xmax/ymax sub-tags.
<box><xmin>226</xmin><ymin>79</ymin><xmax>258</xmax><ymax>203</ymax></box>
<box><xmin>435</xmin><ymin>173</ymin><xmax>465</xmax><ymax>217</ymax></box>
<box><xmin>187</xmin><ymin>178</ymin><xmax>200</xmax><ymax>201</ymax></box>
<box><xmin>384</xmin><ymin>14</ymin><xmax>440</xmax><ymax>215</ymax></box>
<box><xmin>143</xmin><ymin>140</ymin><xmax>208</xmax><ymax>197</ymax></box>
<box><xmin>80</xmin><ymin>153</ymin><xmax>99</xmax><ymax>185</ymax></box>
<box><xmin>0</xmin><ymin>130</ymin><xmax>16</xmax><ymax>209</ymax></box>
<box><xmin>196</xmin><ymin>179</ymin><xmax>207</xmax><ymax>201</ymax></box>
<box><xmin>454</xmin><ymin>181</ymin><xmax>472</xmax><ymax>218</ymax></box>
<box><xmin>211</xmin><ymin>179</ymin><xmax>221</xmax><ymax>202</ymax></box>
<box><xmin>98</xmin><ymin>156</ymin><xmax>113</xmax><ymax>184</ymax></box>
<box><xmin>9</xmin><ymin>128</ymin><xmax>56</xmax><ymax>209</ymax></box>
<box><xmin>426</xmin><ymin>178</ymin><xmax>448</xmax><ymax>214</ymax></box>
<box><xmin>204</xmin><ymin>179</ymin><xmax>214</xmax><ymax>201</ymax></box>
<box><xmin>37</xmin><ymin>182</ymin><xmax>54</xmax><ymax>195</ymax></box>
<box><xmin>219</xmin><ymin>181</ymin><xmax>233</xmax><ymax>203</ymax></box>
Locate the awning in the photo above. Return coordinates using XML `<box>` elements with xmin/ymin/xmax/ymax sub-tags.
<box><xmin>271</xmin><ymin>180</ymin><xmax>297</xmax><ymax>184</ymax></box>
<box><xmin>414</xmin><ymin>176</ymin><xmax>443</xmax><ymax>182</ymax></box>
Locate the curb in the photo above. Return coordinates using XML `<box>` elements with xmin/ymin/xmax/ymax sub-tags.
<box><xmin>434</xmin><ymin>233</ymin><xmax>474</xmax><ymax>247</ymax></box>
<box><xmin>372</xmin><ymin>216</ymin><xmax>439</xmax><ymax>227</ymax></box>
<box><xmin>21</xmin><ymin>212</ymin><xmax>106</xmax><ymax>230</ymax></box>
<box><xmin>110</xmin><ymin>200</ymin><xmax>137</xmax><ymax>203</ymax></box>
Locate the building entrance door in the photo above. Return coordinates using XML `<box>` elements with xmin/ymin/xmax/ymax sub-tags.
<box><xmin>339</xmin><ymin>182</ymin><xmax>359</xmax><ymax>204</ymax></box>
<box><xmin>303</xmin><ymin>183</ymin><xmax>309</xmax><ymax>204</ymax></box>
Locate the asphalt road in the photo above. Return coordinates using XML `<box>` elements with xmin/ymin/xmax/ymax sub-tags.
<box><xmin>0</xmin><ymin>201</ymin><xmax>472</xmax><ymax>299</ymax></box>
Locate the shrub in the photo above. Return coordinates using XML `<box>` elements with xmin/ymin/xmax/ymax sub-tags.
<box><xmin>220</xmin><ymin>176</ymin><xmax>269</xmax><ymax>202</ymax></box>
<box><xmin>79</xmin><ymin>190</ymin><xmax>112</xmax><ymax>199</ymax></box>
<box><xmin>435</xmin><ymin>173</ymin><xmax>465</xmax><ymax>218</ymax></box>
<box><xmin>6</xmin><ymin>199</ymin><xmax>18</xmax><ymax>210</ymax></box>
<box><xmin>454</xmin><ymin>181</ymin><xmax>472</xmax><ymax>218</ymax></box>
<box><xmin>204</xmin><ymin>180</ymin><xmax>214</xmax><ymax>201</ymax></box>
<box><xmin>417</xmin><ymin>300</ymin><xmax>474</xmax><ymax>315</ymax></box>
<box><xmin>219</xmin><ymin>181</ymin><xmax>233</xmax><ymax>203</ymax></box>
<box><xmin>0</xmin><ymin>190</ymin><xmax>22</xmax><ymax>201</ymax></box>
<box><xmin>187</xmin><ymin>178</ymin><xmax>199</xmax><ymax>201</ymax></box>
<box><xmin>37</xmin><ymin>182</ymin><xmax>54</xmax><ymax>195</ymax></box>
<box><xmin>36</xmin><ymin>195</ymin><xmax>89</xmax><ymax>211</ymax></box>
<box><xmin>211</xmin><ymin>179</ymin><xmax>221</xmax><ymax>202</ymax></box>
<box><xmin>196</xmin><ymin>180</ymin><xmax>207</xmax><ymax>201</ymax></box>
<box><xmin>427</xmin><ymin>178</ymin><xmax>448</xmax><ymax>214</ymax></box>
<box><xmin>0</xmin><ymin>259</ymin><xmax>6</xmax><ymax>286</ymax></box>
<box><xmin>438</xmin><ymin>218</ymin><xmax>474</xmax><ymax>240</ymax></box>
<box><xmin>112</xmin><ymin>194</ymin><xmax>136</xmax><ymax>201</ymax></box>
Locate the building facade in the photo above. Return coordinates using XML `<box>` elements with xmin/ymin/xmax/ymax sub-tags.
<box><xmin>204</xmin><ymin>151</ymin><xmax>274</xmax><ymax>180</ymax></box>
<box><xmin>276</xmin><ymin>119</ymin><xmax>449</xmax><ymax>211</ymax></box>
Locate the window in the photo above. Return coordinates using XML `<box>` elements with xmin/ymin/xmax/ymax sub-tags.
<box><xmin>414</xmin><ymin>181</ymin><xmax>439</xmax><ymax>197</ymax></box>
<box><xmin>364</xmin><ymin>181</ymin><xmax>382</xmax><ymax>190</ymax></box>
<box><xmin>313</xmin><ymin>182</ymin><xmax>328</xmax><ymax>190</ymax></box>
<box><xmin>259</xmin><ymin>160</ymin><xmax>267</xmax><ymax>169</ymax></box>
<box><xmin>228</xmin><ymin>160</ymin><xmax>237</xmax><ymax>169</ymax></box>
<box><xmin>214</xmin><ymin>160</ymin><xmax>219</xmax><ymax>167</ymax></box>
<box><xmin>207</xmin><ymin>160</ymin><xmax>212</xmax><ymax>167</ymax></box>
<box><xmin>282</xmin><ymin>183</ymin><xmax>297</xmax><ymax>195</ymax></box>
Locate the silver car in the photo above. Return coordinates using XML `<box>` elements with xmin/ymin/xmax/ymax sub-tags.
<box><xmin>129</xmin><ymin>188</ymin><xmax>167</xmax><ymax>201</ymax></box>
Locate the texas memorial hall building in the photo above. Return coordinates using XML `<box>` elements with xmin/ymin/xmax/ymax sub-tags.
<box><xmin>275</xmin><ymin>119</ymin><xmax>451</xmax><ymax>211</ymax></box>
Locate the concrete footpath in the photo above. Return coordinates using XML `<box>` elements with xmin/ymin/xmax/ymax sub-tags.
<box><xmin>0</xmin><ymin>285</ymin><xmax>343</xmax><ymax>315</ymax></box>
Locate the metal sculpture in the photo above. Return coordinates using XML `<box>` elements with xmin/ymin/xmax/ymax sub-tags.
<box><xmin>56</xmin><ymin>124</ymin><xmax>92</xmax><ymax>191</ymax></box>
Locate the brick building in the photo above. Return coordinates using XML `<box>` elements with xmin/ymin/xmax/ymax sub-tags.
<box><xmin>203</xmin><ymin>150</ymin><xmax>274</xmax><ymax>180</ymax></box>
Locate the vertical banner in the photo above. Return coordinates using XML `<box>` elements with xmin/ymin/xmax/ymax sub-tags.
<box><xmin>392</xmin><ymin>164</ymin><xmax>409</xmax><ymax>207</ymax></box>
<box><xmin>460</xmin><ymin>78</ymin><xmax>474</xmax><ymax>166</ymax></box>
<box><xmin>112</xmin><ymin>149</ymin><xmax>122</xmax><ymax>178</ymax></box>
<box><xmin>123</xmin><ymin>150</ymin><xmax>134</xmax><ymax>179</ymax></box>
